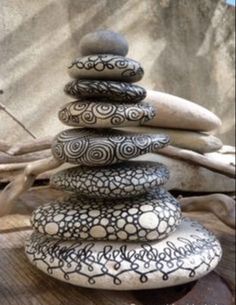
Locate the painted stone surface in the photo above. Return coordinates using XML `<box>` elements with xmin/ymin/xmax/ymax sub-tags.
<box><xmin>31</xmin><ymin>189</ymin><xmax>182</xmax><ymax>242</ymax></box>
<box><xmin>25</xmin><ymin>218</ymin><xmax>222</xmax><ymax>290</ymax></box>
<box><xmin>68</xmin><ymin>55</ymin><xmax>144</xmax><ymax>82</ymax></box>
<box><xmin>51</xmin><ymin>128</ymin><xmax>170</xmax><ymax>166</ymax></box>
<box><xmin>144</xmin><ymin>90</ymin><xmax>222</xmax><ymax>132</ymax></box>
<box><xmin>50</xmin><ymin>161</ymin><xmax>169</xmax><ymax>198</ymax></box>
<box><xmin>58</xmin><ymin>101</ymin><xmax>155</xmax><ymax>128</ymax></box>
<box><xmin>79</xmin><ymin>30</ymin><xmax>129</xmax><ymax>57</ymax></box>
<box><xmin>64</xmin><ymin>79</ymin><xmax>146</xmax><ymax>102</ymax></box>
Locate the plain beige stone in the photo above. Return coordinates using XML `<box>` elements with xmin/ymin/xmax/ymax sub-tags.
<box><xmin>135</xmin><ymin>152</ymin><xmax>235</xmax><ymax>192</ymax></box>
<box><xmin>144</xmin><ymin>90</ymin><xmax>222</xmax><ymax>132</ymax></box>
<box><xmin>122</xmin><ymin>126</ymin><xmax>223</xmax><ymax>153</ymax></box>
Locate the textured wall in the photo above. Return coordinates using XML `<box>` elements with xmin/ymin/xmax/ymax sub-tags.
<box><xmin>0</xmin><ymin>0</ymin><xmax>235</xmax><ymax>145</ymax></box>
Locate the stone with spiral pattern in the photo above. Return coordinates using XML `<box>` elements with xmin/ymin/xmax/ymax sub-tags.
<box><xmin>51</xmin><ymin>128</ymin><xmax>170</xmax><ymax>166</ymax></box>
<box><xmin>64</xmin><ymin>79</ymin><xmax>146</xmax><ymax>102</ymax></box>
<box><xmin>58</xmin><ymin>100</ymin><xmax>155</xmax><ymax>128</ymax></box>
<box><xmin>68</xmin><ymin>55</ymin><xmax>144</xmax><ymax>82</ymax></box>
<box><xmin>50</xmin><ymin>161</ymin><xmax>169</xmax><ymax>198</ymax></box>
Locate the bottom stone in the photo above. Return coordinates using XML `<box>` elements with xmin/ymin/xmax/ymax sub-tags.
<box><xmin>25</xmin><ymin>218</ymin><xmax>222</xmax><ymax>290</ymax></box>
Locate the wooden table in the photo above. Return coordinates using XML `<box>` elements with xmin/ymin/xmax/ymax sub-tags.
<box><xmin>0</xmin><ymin>187</ymin><xmax>235</xmax><ymax>304</ymax></box>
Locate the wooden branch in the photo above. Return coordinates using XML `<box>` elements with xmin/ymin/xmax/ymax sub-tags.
<box><xmin>0</xmin><ymin>136</ymin><xmax>52</xmax><ymax>156</ymax></box>
<box><xmin>0</xmin><ymin>102</ymin><xmax>36</xmax><ymax>139</ymax></box>
<box><xmin>180</xmin><ymin>194</ymin><xmax>236</xmax><ymax>229</ymax></box>
<box><xmin>0</xmin><ymin>157</ymin><xmax>62</xmax><ymax>217</ymax></box>
<box><xmin>0</xmin><ymin>150</ymin><xmax>51</xmax><ymax>164</ymax></box>
<box><xmin>158</xmin><ymin>145</ymin><xmax>235</xmax><ymax>178</ymax></box>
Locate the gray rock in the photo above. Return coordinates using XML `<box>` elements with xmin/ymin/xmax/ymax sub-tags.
<box><xmin>64</xmin><ymin>79</ymin><xmax>146</xmax><ymax>102</ymax></box>
<box><xmin>58</xmin><ymin>101</ymin><xmax>154</xmax><ymax>128</ymax></box>
<box><xmin>68</xmin><ymin>55</ymin><xmax>144</xmax><ymax>82</ymax></box>
<box><xmin>51</xmin><ymin>128</ymin><xmax>170</xmax><ymax>166</ymax></box>
<box><xmin>50</xmin><ymin>161</ymin><xmax>169</xmax><ymax>198</ymax></box>
<box><xmin>79</xmin><ymin>30</ymin><xmax>129</xmax><ymax>57</ymax></box>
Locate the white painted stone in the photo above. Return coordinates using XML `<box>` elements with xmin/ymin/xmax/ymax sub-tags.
<box><xmin>26</xmin><ymin>218</ymin><xmax>222</xmax><ymax>290</ymax></box>
<box><xmin>144</xmin><ymin>90</ymin><xmax>222</xmax><ymax>132</ymax></box>
<box><xmin>31</xmin><ymin>189</ymin><xmax>181</xmax><ymax>242</ymax></box>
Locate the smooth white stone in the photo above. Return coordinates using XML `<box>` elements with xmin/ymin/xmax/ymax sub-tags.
<box><xmin>144</xmin><ymin>90</ymin><xmax>222</xmax><ymax>132</ymax></box>
<box><xmin>25</xmin><ymin>218</ymin><xmax>222</xmax><ymax>290</ymax></box>
<box><xmin>135</xmin><ymin>153</ymin><xmax>235</xmax><ymax>192</ymax></box>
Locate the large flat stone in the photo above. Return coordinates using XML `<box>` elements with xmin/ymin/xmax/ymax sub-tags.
<box><xmin>122</xmin><ymin>127</ymin><xmax>223</xmax><ymax>153</ymax></box>
<box><xmin>31</xmin><ymin>189</ymin><xmax>181</xmax><ymax>242</ymax></box>
<box><xmin>51</xmin><ymin>128</ymin><xmax>169</xmax><ymax>166</ymax></box>
<box><xmin>25</xmin><ymin>218</ymin><xmax>222</xmax><ymax>290</ymax></box>
<box><xmin>144</xmin><ymin>90</ymin><xmax>222</xmax><ymax>132</ymax></box>
<box><xmin>135</xmin><ymin>153</ymin><xmax>235</xmax><ymax>192</ymax></box>
<box><xmin>68</xmin><ymin>55</ymin><xmax>144</xmax><ymax>82</ymax></box>
<box><xmin>58</xmin><ymin>101</ymin><xmax>154</xmax><ymax>128</ymax></box>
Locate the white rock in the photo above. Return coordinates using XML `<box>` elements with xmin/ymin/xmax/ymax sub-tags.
<box><xmin>135</xmin><ymin>153</ymin><xmax>235</xmax><ymax>192</ymax></box>
<box><xmin>144</xmin><ymin>90</ymin><xmax>222</xmax><ymax>132</ymax></box>
<box><xmin>31</xmin><ymin>189</ymin><xmax>182</xmax><ymax>242</ymax></box>
<box><xmin>122</xmin><ymin>126</ymin><xmax>223</xmax><ymax>153</ymax></box>
<box><xmin>25</xmin><ymin>218</ymin><xmax>222</xmax><ymax>290</ymax></box>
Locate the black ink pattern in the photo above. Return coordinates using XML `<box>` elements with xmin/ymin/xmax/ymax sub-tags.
<box><xmin>50</xmin><ymin>161</ymin><xmax>169</xmax><ymax>198</ymax></box>
<box><xmin>68</xmin><ymin>55</ymin><xmax>144</xmax><ymax>82</ymax></box>
<box><xmin>51</xmin><ymin>128</ymin><xmax>170</xmax><ymax>166</ymax></box>
<box><xmin>58</xmin><ymin>101</ymin><xmax>155</xmax><ymax>128</ymax></box>
<box><xmin>31</xmin><ymin>188</ymin><xmax>182</xmax><ymax>242</ymax></box>
<box><xmin>25</xmin><ymin>219</ymin><xmax>222</xmax><ymax>289</ymax></box>
<box><xmin>64</xmin><ymin>79</ymin><xmax>147</xmax><ymax>103</ymax></box>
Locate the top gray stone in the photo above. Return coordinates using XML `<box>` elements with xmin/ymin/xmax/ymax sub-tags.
<box><xmin>79</xmin><ymin>30</ymin><xmax>129</xmax><ymax>57</ymax></box>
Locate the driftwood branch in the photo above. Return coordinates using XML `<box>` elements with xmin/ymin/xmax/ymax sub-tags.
<box><xmin>159</xmin><ymin>145</ymin><xmax>235</xmax><ymax>178</ymax></box>
<box><xmin>0</xmin><ymin>157</ymin><xmax>62</xmax><ymax>216</ymax></box>
<box><xmin>0</xmin><ymin>103</ymin><xmax>36</xmax><ymax>139</ymax></box>
<box><xmin>0</xmin><ymin>150</ymin><xmax>51</xmax><ymax>164</ymax></box>
<box><xmin>0</xmin><ymin>137</ymin><xmax>52</xmax><ymax>156</ymax></box>
<box><xmin>180</xmin><ymin>194</ymin><xmax>236</xmax><ymax>229</ymax></box>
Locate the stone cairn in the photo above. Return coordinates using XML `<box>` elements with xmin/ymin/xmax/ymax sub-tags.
<box><xmin>25</xmin><ymin>30</ymin><xmax>222</xmax><ymax>290</ymax></box>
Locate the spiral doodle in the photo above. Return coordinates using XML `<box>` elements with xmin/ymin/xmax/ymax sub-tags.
<box><xmin>51</xmin><ymin>128</ymin><xmax>170</xmax><ymax>166</ymax></box>
<box><xmin>64</xmin><ymin>79</ymin><xmax>146</xmax><ymax>102</ymax></box>
<box><xmin>68</xmin><ymin>55</ymin><xmax>144</xmax><ymax>82</ymax></box>
<box><xmin>58</xmin><ymin>101</ymin><xmax>154</xmax><ymax>128</ymax></box>
<box><xmin>26</xmin><ymin>218</ymin><xmax>222</xmax><ymax>289</ymax></box>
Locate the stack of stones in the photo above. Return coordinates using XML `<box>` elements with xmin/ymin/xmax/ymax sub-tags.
<box><xmin>25</xmin><ymin>30</ymin><xmax>222</xmax><ymax>290</ymax></box>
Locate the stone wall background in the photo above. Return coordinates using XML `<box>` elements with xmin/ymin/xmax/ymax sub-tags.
<box><xmin>0</xmin><ymin>0</ymin><xmax>235</xmax><ymax>145</ymax></box>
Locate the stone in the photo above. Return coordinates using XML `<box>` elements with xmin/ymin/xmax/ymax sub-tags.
<box><xmin>31</xmin><ymin>188</ymin><xmax>182</xmax><ymax>242</ymax></box>
<box><xmin>122</xmin><ymin>126</ymin><xmax>223</xmax><ymax>153</ymax></box>
<box><xmin>58</xmin><ymin>101</ymin><xmax>155</xmax><ymax>128</ymax></box>
<box><xmin>68</xmin><ymin>55</ymin><xmax>144</xmax><ymax>82</ymax></box>
<box><xmin>51</xmin><ymin>128</ymin><xmax>170</xmax><ymax>166</ymax></box>
<box><xmin>144</xmin><ymin>90</ymin><xmax>222</xmax><ymax>132</ymax></box>
<box><xmin>79</xmin><ymin>30</ymin><xmax>129</xmax><ymax>57</ymax></box>
<box><xmin>26</xmin><ymin>218</ymin><xmax>222</xmax><ymax>290</ymax></box>
<box><xmin>50</xmin><ymin>161</ymin><xmax>169</xmax><ymax>198</ymax></box>
<box><xmin>64</xmin><ymin>79</ymin><xmax>146</xmax><ymax>102</ymax></box>
<box><xmin>136</xmin><ymin>153</ymin><xmax>235</xmax><ymax>192</ymax></box>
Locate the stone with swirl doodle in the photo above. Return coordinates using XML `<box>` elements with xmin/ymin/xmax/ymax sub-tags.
<box><xmin>25</xmin><ymin>30</ymin><xmax>222</xmax><ymax>291</ymax></box>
